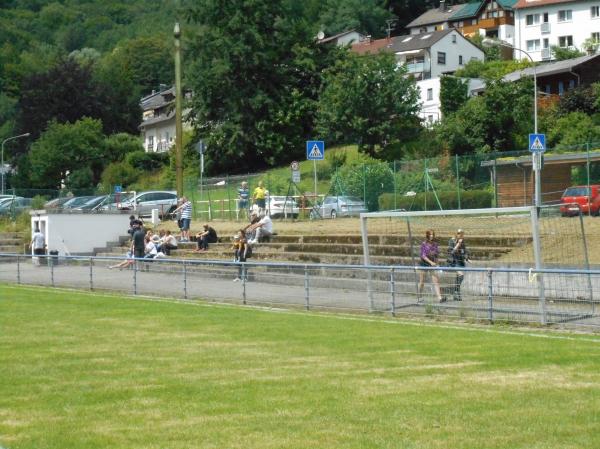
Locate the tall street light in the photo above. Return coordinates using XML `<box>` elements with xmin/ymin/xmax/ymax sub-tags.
<box><xmin>1</xmin><ymin>132</ymin><xmax>30</xmax><ymax>195</ymax></box>
<box><xmin>174</xmin><ymin>22</ymin><xmax>183</xmax><ymax>198</ymax></box>
<box><xmin>482</xmin><ymin>38</ymin><xmax>540</xmax><ymax>208</ymax></box>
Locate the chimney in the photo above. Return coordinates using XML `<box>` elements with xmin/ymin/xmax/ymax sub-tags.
<box><xmin>439</xmin><ymin>0</ymin><xmax>447</xmax><ymax>12</ymax></box>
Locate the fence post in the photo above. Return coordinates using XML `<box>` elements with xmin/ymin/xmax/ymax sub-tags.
<box><xmin>390</xmin><ymin>268</ymin><xmax>396</xmax><ymax>316</ymax></box>
<box><xmin>17</xmin><ymin>255</ymin><xmax>21</xmax><ymax>284</ymax></box>
<box><xmin>487</xmin><ymin>269</ymin><xmax>493</xmax><ymax>322</ymax></box>
<box><xmin>183</xmin><ymin>260</ymin><xmax>187</xmax><ymax>299</ymax></box>
<box><xmin>586</xmin><ymin>142</ymin><xmax>591</xmax><ymax>216</ymax></box>
<box><xmin>242</xmin><ymin>264</ymin><xmax>247</xmax><ymax>305</ymax></box>
<box><xmin>530</xmin><ymin>207</ymin><xmax>546</xmax><ymax>325</ymax></box>
<box><xmin>89</xmin><ymin>257</ymin><xmax>93</xmax><ymax>291</ymax></box>
<box><xmin>226</xmin><ymin>175</ymin><xmax>232</xmax><ymax>221</ymax></box>
<box><xmin>455</xmin><ymin>154</ymin><xmax>461</xmax><ymax>210</ymax></box>
<box><xmin>304</xmin><ymin>265</ymin><xmax>310</xmax><ymax>310</ymax></box>
<box><xmin>133</xmin><ymin>262</ymin><xmax>138</xmax><ymax>295</ymax></box>
<box><xmin>363</xmin><ymin>163</ymin><xmax>367</xmax><ymax>206</ymax></box>
<box><xmin>50</xmin><ymin>256</ymin><xmax>54</xmax><ymax>287</ymax></box>
<box><xmin>393</xmin><ymin>160</ymin><xmax>397</xmax><ymax>211</ymax></box>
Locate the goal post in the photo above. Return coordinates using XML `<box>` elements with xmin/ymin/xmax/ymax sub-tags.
<box><xmin>360</xmin><ymin>205</ymin><xmax>593</xmax><ymax>324</ymax></box>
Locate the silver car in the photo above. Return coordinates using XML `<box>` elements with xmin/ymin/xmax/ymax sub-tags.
<box><xmin>102</xmin><ymin>190</ymin><xmax>178</xmax><ymax>217</ymax></box>
<box><xmin>267</xmin><ymin>195</ymin><xmax>299</xmax><ymax>218</ymax></box>
<box><xmin>310</xmin><ymin>195</ymin><xmax>367</xmax><ymax>219</ymax></box>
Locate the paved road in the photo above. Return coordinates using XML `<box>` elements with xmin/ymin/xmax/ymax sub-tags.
<box><xmin>1</xmin><ymin>257</ymin><xmax>599</xmax><ymax>328</ymax></box>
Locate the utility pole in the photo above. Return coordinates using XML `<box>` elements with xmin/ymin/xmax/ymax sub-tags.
<box><xmin>174</xmin><ymin>22</ymin><xmax>184</xmax><ymax>197</ymax></box>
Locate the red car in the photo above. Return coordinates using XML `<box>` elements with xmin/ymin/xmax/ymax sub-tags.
<box><xmin>560</xmin><ymin>185</ymin><xmax>600</xmax><ymax>216</ymax></box>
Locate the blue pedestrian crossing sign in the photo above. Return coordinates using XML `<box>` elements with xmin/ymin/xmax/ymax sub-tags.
<box><xmin>529</xmin><ymin>133</ymin><xmax>546</xmax><ymax>153</ymax></box>
<box><xmin>306</xmin><ymin>141</ymin><xmax>325</xmax><ymax>160</ymax></box>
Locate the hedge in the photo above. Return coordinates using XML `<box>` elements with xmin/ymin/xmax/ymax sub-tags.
<box><xmin>378</xmin><ymin>189</ymin><xmax>493</xmax><ymax>211</ymax></box>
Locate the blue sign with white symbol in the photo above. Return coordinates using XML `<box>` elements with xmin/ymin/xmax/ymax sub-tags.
<box><xmin>529</xmin><ymin>134</ymin><xmax>546</xmax><ymax>153</ymax></box>
<box><xmin>114</xmin><ymin>185</ymin><xmax>122</xmax><ymax>193</ymax></box>
<box><xmin>306</xmin><ymin>141</ymin><xmax>325</xmax><ymax>160</ymax></box>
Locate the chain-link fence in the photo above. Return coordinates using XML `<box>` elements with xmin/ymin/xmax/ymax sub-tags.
<box><xmin>4</xmin><ymin>142</ymin><xmax>600</xmax><ymax>220</ymax></box>
<box><xmin>0</xmin><ymin>254</ymin><xmax>599</xmax><ymax>329</ymax></box>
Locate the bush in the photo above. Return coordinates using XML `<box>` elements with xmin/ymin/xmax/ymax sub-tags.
<box><xmin>333</xmin><ymin>161</ymin><xmax>394</xmax><ymax>211</ymax></box>
<box><xmin>378</xmin><ymin>189</ymin><xmax>492</xmax><ymax>211</ymax></box>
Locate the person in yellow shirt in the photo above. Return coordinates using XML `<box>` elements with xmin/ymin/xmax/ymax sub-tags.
<box><xmin>252</xmin><ymin>181</ymin><xmax>267</xmax><ymax>215</ymax></box>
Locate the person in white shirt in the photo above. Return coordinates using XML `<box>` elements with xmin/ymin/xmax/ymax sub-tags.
<box><xmin>30</xmin><ymin>226</ymin><xmax>46</xmax><ymax>266</ymax></box>
<box><xmin>247</xmin><ymin>213</ymin><xmax>273</xmax><ymax>245</ymax></box>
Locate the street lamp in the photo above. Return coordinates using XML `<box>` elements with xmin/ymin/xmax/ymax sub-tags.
<box><xmin>1</xmin><ymin>132</ymin><xmax>30</xmax><ymax>195</ymax></box>
<box><xmin>482</xmin><ymin>38</ymin><xmax>541</xmax><ymax>208</ymax></box>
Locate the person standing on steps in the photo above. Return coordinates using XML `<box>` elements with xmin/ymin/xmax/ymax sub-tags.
<box><xmin>237</xmin><ymin>181</ymin><xmax>250</xmax><ymax>220</ymax></box>
<box><xmin>174</xmin><ymin>196</ymin><xmax>192</xmax><ymax>242</ymax></box>
<box><xmin>418</xmin><ymin>229</ymin><xmax>446</xmax><ymax>303</ymax></box>
<box><xmin>447</xmin><ymin>228</ymin><xmax>469</xmax><ymax>302</ymax></box>
<box><xmin>252</xmin><ymin>181</ymin><xmax>267</xmax><ymax>216</ymax></box>
<box><xmin>130</xmin><ymin>220</ymin><xmax>145</xmax><ymax>269</ymax></box>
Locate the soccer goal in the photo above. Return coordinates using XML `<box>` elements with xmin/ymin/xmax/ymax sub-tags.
<box><xmin>359</xmin><ymin>206</ymin><xmax>595</xmax><ymax>325</ymax></box>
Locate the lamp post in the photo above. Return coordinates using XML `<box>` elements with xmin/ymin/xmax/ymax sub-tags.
<box><xmin>1</xmin><ymin>132</ymin><xmax>30</xmax><ymax>195</ymax></box>
<box><xmin>482</xmin><ymin>38</ymin><xmax>540</xmax><ymax>207</ymax></box>
<box><xmin>174</xmin><ymin>22</ymin><xmax>183</xmax><ymax>198</ymax></box>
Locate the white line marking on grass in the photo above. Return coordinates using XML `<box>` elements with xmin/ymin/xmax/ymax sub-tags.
<box><xmin>3</xmin><ymin>284</ymin><xmax>600</xmax><ymax>344</ymax></box>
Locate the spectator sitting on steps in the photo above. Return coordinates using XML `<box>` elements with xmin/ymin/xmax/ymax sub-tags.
<box><xmin>246</xmin><ymin>212</ymin><xmax>273</xmax><ymax>245</ymax></box>
<box><xmin>195</xmin><ymin>224</ymin><xmax>218</xmax><ymax>252</ymax></box>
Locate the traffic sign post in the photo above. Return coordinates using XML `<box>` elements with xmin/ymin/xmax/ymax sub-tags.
<box><xmin>529</xmin><ymin>133</ymin><xmax>545</xmax><ymax>207</ymax></box>
<box><xmin>290</xmin><ymin>161</ymin><xmax>300</xmax><ymax>183</ymax></box>
<box><xmin>306</xmin><ymin>141</ymin><xmax>325</xmax><ymax>202</ymax></box>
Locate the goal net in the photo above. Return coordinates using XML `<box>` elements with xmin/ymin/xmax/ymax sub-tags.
<box><xmin>359</xmin><ymin>206</ymin><xmax>594</xmax><ymax>324</ymax></box>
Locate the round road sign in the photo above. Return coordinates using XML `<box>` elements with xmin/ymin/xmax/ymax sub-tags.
<box><xmin>290</xmin><ymin>161</ymin><xmax>300</xmax><ymax>171</ymax></box>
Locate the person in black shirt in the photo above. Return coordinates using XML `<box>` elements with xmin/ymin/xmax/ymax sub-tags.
<box><xmin>195</xmin><ymin>224</ymin><xmax>218</xmax><ymax>251</ymax></box>
<box><xmin>130</xmin><ymin>221</ymin><xmax>146</xmax><ymax>260</ymax></box>
<box><xmin>447</xmin><ymin>229</ymin><xmax>469</xmax><ymax>301</ymax></box>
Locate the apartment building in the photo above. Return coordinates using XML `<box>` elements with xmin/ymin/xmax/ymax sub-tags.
<box><xmin>514</xmin><ymin>0</ymin><xmax>600</xmax><ymax>61</ymax></box>
<box><xmin>407</xmin><ymin>0</ymin><xmax>518</xmax><ymax>44</ymax></box>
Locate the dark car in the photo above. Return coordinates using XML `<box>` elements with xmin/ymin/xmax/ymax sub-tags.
<box><xmin>0</xmin><ymin>196</ymin><xmax>32</xmax><ymax>215</ymax></box>
<box><xmin>560</xmin><ymin>185</ymin><xmax>600</xmax><ymax>216</ymax></box>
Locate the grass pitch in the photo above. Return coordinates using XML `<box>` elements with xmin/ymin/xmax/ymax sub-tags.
<box><xmin>1</xmin><ymin>285</ymin><xmax>600</xmax><ymax>449</ymax></box>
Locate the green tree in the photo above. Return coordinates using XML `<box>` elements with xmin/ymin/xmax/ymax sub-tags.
<box><xmin>547</xmin><ymin>112</ymin><xmax>600</xmax><ymax>149</ymax></box>
<box><xmin>439</xmin><ymin>75</ymin><xmax>469</xmax><ymax>116</ymax></box>
<box><xmin>27</xmin><ymin>118</ymin><xmax>106</xmax><ymax>189</ymax></box>
<box><xmin>318</xmin><ymin>0</ymin><xmax>393</xmax><ymax>38</ymax></box>
<box><xmin>185</xmin><ymin>0</ymin><xmax>339</xmax><ymax>173</ymax></box>
<box><xmin>437</xmin><ymin>79</ymin><xmax>533</xmax><ymax>154</ymax></box>
<box><xmin>316</xmin><ymin>52</ymin><xmax>421</xmax><ymax>157</ymax></box>
<box><xmin>455</xmin><ymin>58</ymin><xmax>532</xmax><ymax>80</ymax></box>
<box><xmin>551</xmin><ymin>45</ymin><xmax>585</xmax><ymax>61</ymax></box>
<box><xmin>332</xmin><ymin>160</ymin><xmax>394</xmax><ymax>211</ymax></box>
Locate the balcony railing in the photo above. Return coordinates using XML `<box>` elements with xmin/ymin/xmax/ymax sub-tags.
<box><xmin>541</xmin><ymin>22</ymin><xmax>550</xmax><ymax>34</ymax></box>
<box><xmin>541</xmin><ymin>48</ymin><xmax>551</xmax><ymax>60</ymax></box>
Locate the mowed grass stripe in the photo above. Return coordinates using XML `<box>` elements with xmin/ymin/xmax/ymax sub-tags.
<box><xmin>1</xmin><ymin>285</ymin><xmax>599</xmax><ymax>449</ymax></box>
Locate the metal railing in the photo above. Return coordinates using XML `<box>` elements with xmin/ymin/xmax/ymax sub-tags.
<box><xmin>1</xmin><ymin>254</ymin><xmax>599</xmax><ymax>329</ymax></box>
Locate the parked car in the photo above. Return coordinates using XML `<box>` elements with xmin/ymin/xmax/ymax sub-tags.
<box><xmin>310</xmin><ymin>195</ymin><xmax>367</xmax><ymax>219</ymax></box>
<box><xmin>62</xmin><ymin>196</ymin><xmax>99</xmax><ymax>210</ymax></box>
<box><xmin>73</xmin><ymin>195</ymin><xmax>109</xmax><ymax>211</ymax></box>
<box><xmin>267</xmin><ymin>195</ymin><xmax>299</xmax><ymax>218</ymax></box>
<box><xmin>560</xmin><ymin>185</ymin><xmax>600</xmax><ymax>216</ymax></box>
<box><xmin>44</xmin><ymin>196</ymin><xmax>76</xmax><ymax>210</ymax></box>
<box><xmin>0</xmin><ymin>196</ymin><xmax>32</xmax><ymax>215</ymax></box>
<box><xmin>101</xmin><ymin>191</ymin><xmax>178</xmax><ymax>217</ymax></box>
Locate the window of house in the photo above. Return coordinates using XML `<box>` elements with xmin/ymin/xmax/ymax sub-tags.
<box><xmin>558</xmin><ymin>10</ymin><xmax>572</xmax><ymax>22</ymax></box>
<box><xmin>543</xmin><ymin>38</ymin><xmax>549</xmax><ymax>49</ymax></box>
<box><xmin>558</xmin><ymin>81</ymin><xmax>565</xmax><ymax>95</ymax></box>
<box><xmin>592</xmin><ymin>32</ymin><xmax>600</xmax><ymax>42</ymax></box>
<box><xmin>569</xmin><ymin>79</ymin><xmax>576</xmax><ymax>89</ymax></box>
<box><xmin>451</xmin><ymin>34</ymin><xmax>457</xmax><ymax>43</ymax></box>
<box><xmin>558</xmin><ymin>35</ymin><xmax>573</xmax><ymax>47</ymax></box>
<box><xmin>543</xmin><ymin>12</ymin><xmax>549</xmax><ymax>23</ymax></box>
<box><xmin>526</xmin><ymin>14</ymin><xmax>540</xmax><ymax>26</ymax></box>
<box><xmin>427</xmin><ymin>88</ymin><xmax>433</xmax><ymax>101</ymax></box>
<box><xmin>459</xmin><ymin>55</ymin><xmax>463</xmax><ymax>65</ymax></box>
<box><xmin>545</xmin><ymin>84</ymin><xmax>551</xmax><ymax>94</ymax></box>
<box><xmin>147</xmin><ymin>135</ymin><xmax>154</xmax><ymax>150</ymax></box>
<box><xmin>428</xmin><ymin>115</ymin><xmax>434</xmax><ymax>122</ymax></box>
<box><xmin>526</xmin><ymin>39</ymin><xmax>541</xmax><ymax>51</ymax></box>
<box><xmin>437</xmin><ymin>51</ymin><xmax>446</xmax><ymax>64</ymax></box>
<box><xmin>592</xmin><ymin>6</ymin><xmax>600</xmax><ymax>18</ymax></box>
<box><xmin>471</xmin><ymin>19</ymin><xmax>477</xmax><ymax>25</ymax></box>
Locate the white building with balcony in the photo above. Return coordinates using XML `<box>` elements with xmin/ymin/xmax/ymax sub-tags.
<box><xmin>139</xmin><ymin>87</ymin><xmax>192</xmax><ymax>153</ymax></box>
<box><xmin>514</xmin><ymin>0</ymin><xmax>600</xmax><ymax>62</ymax></box>
<box><xmin>418</xmin><ymin>77</ymin><xmax>485</xmax><ymax>124</ymax></box>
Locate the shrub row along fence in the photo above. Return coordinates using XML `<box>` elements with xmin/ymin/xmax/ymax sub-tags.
<box><xmin>4</xmin><ymin>142</ymin><xmax>600</xmax><ymax>220</ymax></box>
<box><xmin>0</xmin><ymin>254</ymin><xmax>599</xmax><ymax>329</ymax></box>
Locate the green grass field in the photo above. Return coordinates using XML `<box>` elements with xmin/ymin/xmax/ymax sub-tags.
<box><xmin>1</xmin><ymin>284</ymin><xmax>600</xmax><ymax>449</ymax></box>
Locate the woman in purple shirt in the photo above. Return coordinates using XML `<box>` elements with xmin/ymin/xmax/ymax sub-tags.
<box><xmin>418</xmin><ymin>229</ymin><xmax>446</xmax><ymax>303</ymax></box>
